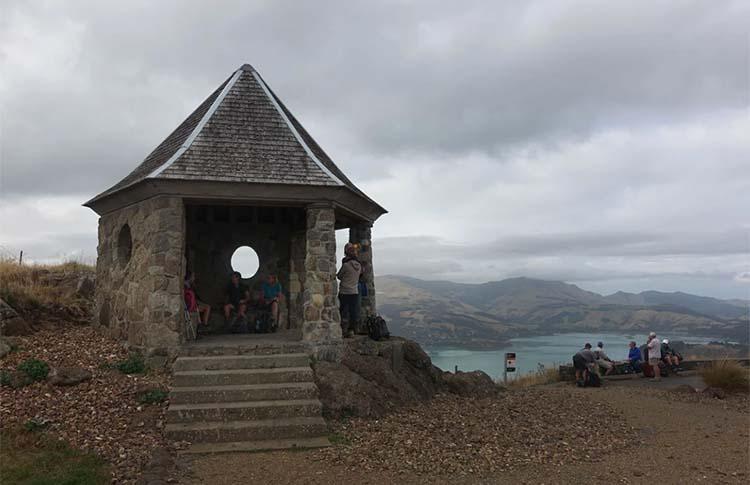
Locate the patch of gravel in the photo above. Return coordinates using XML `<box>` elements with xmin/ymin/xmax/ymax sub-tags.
<box><xmin>664</xmin><ymin>386</ymin><xmax>750</xmax><ymax>413</ymax></box>
<box><xmin>315</xmin><ymin>388</ymin><xmax>638</xmax><ymax>477</ymax></box>
<box><xmin>0</xmin><ymin>326</ymin><xmax>172</xmax><ymax>483</ymax></box>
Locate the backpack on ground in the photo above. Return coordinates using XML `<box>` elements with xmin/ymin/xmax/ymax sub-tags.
<box><xmin>366</xmin><ymin>315</ymin><xmax>390</xmax><ymax>341</ymax></box>
<box><xmin>584</xmin><ymin>371</ymin><xmax>601</xmax><ymax>388</ymax></box>
<box><xmin>255</xmin><ymin>312</ymin><xmax>271</xmax><ymax>333</ymax></box>
<box><xmin>230</xmin><ymin>315</ymin><xmax>249</xmax><ymax>334</ymax></box>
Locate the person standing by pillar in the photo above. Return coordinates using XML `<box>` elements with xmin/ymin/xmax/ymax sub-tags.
<box><xmin>337</xmin><ymin>243</ymin><xmax>362</xmax><ymax>338</ymax></box>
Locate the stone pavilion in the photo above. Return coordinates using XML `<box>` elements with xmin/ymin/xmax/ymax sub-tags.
<box><xmin>84</xmin><ymin>64</ymin><xmax>386</xmax><ymax>361</ymax></box>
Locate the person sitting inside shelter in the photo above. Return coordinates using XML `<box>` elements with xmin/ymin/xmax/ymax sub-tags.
<box><xmin>661</xmin><ymin>339</ymin><xmax>681</xmax><ymax>369</ymax></box>
<box><xmin>184</xmin><ymin>271</ymin><xmax>211</xmax><ymax>326</ymax></box>
<box><xmin>573</xmin><ymin>343</ymin><xmax>597</xmax><ymax>386</ymax></box>
<box><xmin>626</xmin><ymin>340</ymin><xmax>642</xmax><ymax>372</ymax></box>
<box><xmin>593</xmin><ymin>341</ymin><xmax>615</xmax><ymax>375</ymax></box>
<box><xmin>337</xmin><ymin>243</ymin><xmax>362</xmax><ymax>338</ymax></box>
<box><xmin>223</xmin><ymin>271</ymin><xmax>250</xmax><ymax>323</ymax></box>
<box><xmin>261</xmin><ymin>273</ymin><xmax>283</xmax><ymax>329</ymax></box>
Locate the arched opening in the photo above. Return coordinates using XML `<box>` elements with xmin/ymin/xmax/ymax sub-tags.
<box><xmin>117</xmin><ymin>224</ymin><xmax>132</xmax><ymax>267</ymax></box>
<box><xmin>231</xmin><ymin>245</ymin><xmax>260</xmax><ymax>279</ymax></box>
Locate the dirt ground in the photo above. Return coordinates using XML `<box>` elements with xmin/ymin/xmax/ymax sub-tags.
<box><xmin>181</xmin><ymin>376</ymin><xmax>750</xmax><ymax>484</ymax></box>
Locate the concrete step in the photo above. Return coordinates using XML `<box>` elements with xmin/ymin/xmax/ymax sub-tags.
<box><xmin>165</xmin><ymin>416</ymin><xmax>328</xmax><ymax>444</ymax></box>
<box><xmin>173</xmin><ymin>367</ymin><xmax>314</xmax><ymax>387</ymax></box>
<box><xmin>173</xmin><ymin>353</ymin><xmax>309</xmax><ymax>372</ymax></box>
<box><xmin>180</xmin><ymin>342</ymin><xmax>309</xmax><ymax>357</ymax></box>
<box><xmin>178</xmin><ymin>436</ymin><xmax>331</xmax><ymax>454</ymax></box>
<box><xmin>167</xmin><ymin>399</ymin><xmax>322</xmax><ymax>423</ymax></box>
<box><xmin>169</xmin><ymin>382</ymin><xmax>317</xmax><ymax>405</ymax></box>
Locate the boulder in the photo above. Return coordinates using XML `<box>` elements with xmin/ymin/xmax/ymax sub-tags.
<box><xmin>0</xmin><ymin>298</ymin><xmax>32</xmax><ymax>336</ymax></box>
<box><xmin>0</xmin><ymin>338</ymin><xmax>10</xmax><ymax>358</ymax></box>
<box><xmin>47</xmin><ymin>367</ymin><xmax>93</xmax><ymax>386</ymax></box>
<box><xmin>314</xmin><ymin>336</ymin><xmax>444</xmax><ymax>419</ymax></box>
<box><xmin>441</xmin><ymin>370</ymin><xmax>503</xmax><ymax>398</ymax></box>
<box><xmin>75</xmin><ymin>276</ymin><xmax>96</xmax><ymax>299</ymax></box>
<box><xmin>671</xmin><ymin>384</ymin><xmax>697</xmax><ymax>394</ymax></box>
<box><xmin>701</xmin><ymin>386</ymin><xmax>727</xmax><ymax>400</ymax></box>
<box><xmin>314</xmin><ymin>336</ymin><xmax>502</xmax><ymax>418</ymax></box>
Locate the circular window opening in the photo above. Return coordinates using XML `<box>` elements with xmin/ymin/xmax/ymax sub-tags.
<box><xmin>231</xmin><ymin>246</ymin><xmax>260</xmax><ymax>278</ymax></box>
<box><xmin>117</xmin><ymin>224</ymin><xmax>133</xmax><ymax>267</ymax></box>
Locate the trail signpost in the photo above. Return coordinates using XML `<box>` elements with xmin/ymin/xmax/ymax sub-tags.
<box><xmin>503</xmin><ymin>352</ymin><xmax>516</xmax><ymax>384</ymax></box>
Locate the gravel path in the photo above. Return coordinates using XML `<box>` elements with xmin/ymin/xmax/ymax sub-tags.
<box><xmin>182</xmin><ymin>385</ymin><xmax>750</xmax><ymax>484</ymax></box>
<box><xmin>0</xmin><ymin>326</ymin><xmax>172</xmax><ymax>483</ymax></box>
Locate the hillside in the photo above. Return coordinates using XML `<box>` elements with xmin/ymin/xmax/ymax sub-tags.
<box><xmin>377</xmin><ymin>275</ymin><xmax>749</xmax><ymax>349</ymax></box>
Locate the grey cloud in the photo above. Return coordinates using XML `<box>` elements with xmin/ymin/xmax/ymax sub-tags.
<box><xmin>1</xmin><ymin>1</ymin><xmax>748</xmax><ymax>300</ymax></box>
<box><xmin>2</xmin><ymin>0</ymin><xmax>748</xmax><ymax>197</ymax></box>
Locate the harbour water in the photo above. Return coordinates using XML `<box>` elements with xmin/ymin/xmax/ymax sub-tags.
<box><xmin>426</xmin><ymin>332</ymin><xmax>722</xmax><ymax>380</ymax></box>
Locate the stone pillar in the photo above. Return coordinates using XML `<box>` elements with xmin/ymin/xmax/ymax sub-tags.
<box><xmin>302</xmin><ymin>203</ymin><xmax>342</xmax><ymax>361</ymax></box>
<box><xmin>350</xmin><ymin>222</ymin><xmax>376</xmax><ymax>317</ymax></box>
<box><xmin>144</xmin><ymin>196</ymin><xmax>184</xmax><ymax>356</ymax></box>
<box><xmin>287</xmin><ymin>229</ymin><xmax>306</xmax><ymax>331</ymax></box>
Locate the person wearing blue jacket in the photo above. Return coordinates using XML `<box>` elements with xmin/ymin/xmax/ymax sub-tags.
<box><xmin>627</xmin><ymin>341</ymin><xmax>642</xmax><ymax>372</ymax></box>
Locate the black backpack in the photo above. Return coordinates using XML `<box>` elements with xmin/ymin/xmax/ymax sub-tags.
<box><xmin>585</xmin><ymin>371</ymin><xmax>601</xmax><ymax>388</ymax></box>
<box><xmin>366</xmin><ymin>315</ymin><xmax>390</xmax><ymax>341</ymax></box>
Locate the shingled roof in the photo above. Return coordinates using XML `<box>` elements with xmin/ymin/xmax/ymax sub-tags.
<box><xmin>85</xmin><ymin>64</ymin><xmax>385</xmax><ymax>219</ymax></box>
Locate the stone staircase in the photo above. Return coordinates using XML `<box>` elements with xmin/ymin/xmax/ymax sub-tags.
<box><xmin>165</xmin><ymin>339</ymin><xmax>330</xmax><ymax>454</ymax></box>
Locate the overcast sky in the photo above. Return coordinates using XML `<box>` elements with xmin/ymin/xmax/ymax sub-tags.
<box><xmin>1</xmin><ymin>0</ymin><xmax>748</xmax><ymax>299</ymax></box>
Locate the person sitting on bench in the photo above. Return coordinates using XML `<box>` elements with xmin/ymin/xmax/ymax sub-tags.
<box><xmin>184</xmin><ymin>271</ymin><xmax>211</xmax><ymax>326</ymax></box>
<box><xmin>661</xmin><ymin>339</ymin><xmax>681</xmax><ymax>369</ymax></box>
<box><xmin>593</xmin><ymin>341</ymin><xmax>615</xmax><ymax>376</ymax></box>
<box><xmin>260</xmin><ymin>273</ymin><xmax>283</xmax><ymax>329</ymax></box>
<box><xmin>626</xmin><ymin>340</ymin><xmax>642</xmax><ymax>372</ymax></box>
<box><xmin>223</xmin><ymin>271</ymin><xmax>249</xmax><ymax>323</ymax></box>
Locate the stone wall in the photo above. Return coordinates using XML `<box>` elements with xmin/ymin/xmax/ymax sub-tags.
<box><xmin>302</xmin><ymin>204</ymin><xmax>342</xmax><ymax>360</ymax></box>
<box><xmin>94</xmin><ymin>196</ymin><xmax>184</xmax><ymax>355</ymax></box>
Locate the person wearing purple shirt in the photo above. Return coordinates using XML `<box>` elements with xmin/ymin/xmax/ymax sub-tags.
<box><xmin>627</xmin><ymin>341</ymin><xmax>642</xmax><ymax>372</ymax></box>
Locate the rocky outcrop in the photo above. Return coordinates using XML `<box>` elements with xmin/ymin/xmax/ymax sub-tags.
<box><xmin>0</xmin><ymin>298</ymin><xmax>33</xmax><ymax>336</ymax></box>
<box><xmin>441</xmin><ymin>370</ymin><xmax>501</xmax><ymax>398</ymax></box>
<box><xmin>48</xmin><ymin>366</ymin><xmax>93</xmax><ymax>386</ymax></box>
<box><xmin>313</xmin><ymin>336</ymin><xmax>501</xmax><ymax>419</ymax></box>
<box><xmin>75</xmin><ymin>275</ymin><xmax>96</xmax><ymax>299</ymax></box>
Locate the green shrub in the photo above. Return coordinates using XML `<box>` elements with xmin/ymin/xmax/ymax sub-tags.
<box><xmin>0</xmin><ymin>369</ymin><xmax>32</xmax><ymax>389</ymax></box>
<box><xmin>17</xmin><ymin>359</ymin><xmax>50</xmax><ymax>381</ymax></box>
<box><xmin>114</xmin><ymin>353</ymin><xmax>146</xmax><ymax>374</ymax></box>
<box><xmin>701</xmin><ymin>360</ymin><xmax>750</xmax><ymax>393</ymax></box>
<box><xmin>23</xmin><ymin>418</ymin><xmax>50</xmax><ymax>432</ymax></box>
<box><xmin>0</xmin><ymin>370</ymin><xmax>12</xmax><ymax>387</ymax></box>
<box><xmin>328</xmin><ymin>432</ymin><xmax>350</xmax><ymax>446</ymax></box>
<box><xmin>138</xmin><ymin>389</ymin><xmax>168</xmax><ymax>405</ymax></box>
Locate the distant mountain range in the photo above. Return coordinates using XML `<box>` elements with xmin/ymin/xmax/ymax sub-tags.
<box><xmin>376</xmin><ymin>275</ymin><xmax>749</xmax><ymax>350</ymax></box>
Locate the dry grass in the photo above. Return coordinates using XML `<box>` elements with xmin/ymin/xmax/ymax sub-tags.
<box><xmin>682</xmin><ymin>344</ymin><xmax>750</xmax><ymax>361</ymax></box>
<box><xmin>505</xmin><ymin>364</ymin><xmax>562</xmax><ymax>388</ymax></box>
<box><xmin>700</xmin><ymin>359</ymin><xmax>750</xmax><ymax>393</ymax></box>
<box><xmin>0</xmin><ymin>258</ymin><xmax>94</xmax><ymax>320</ymax></box>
